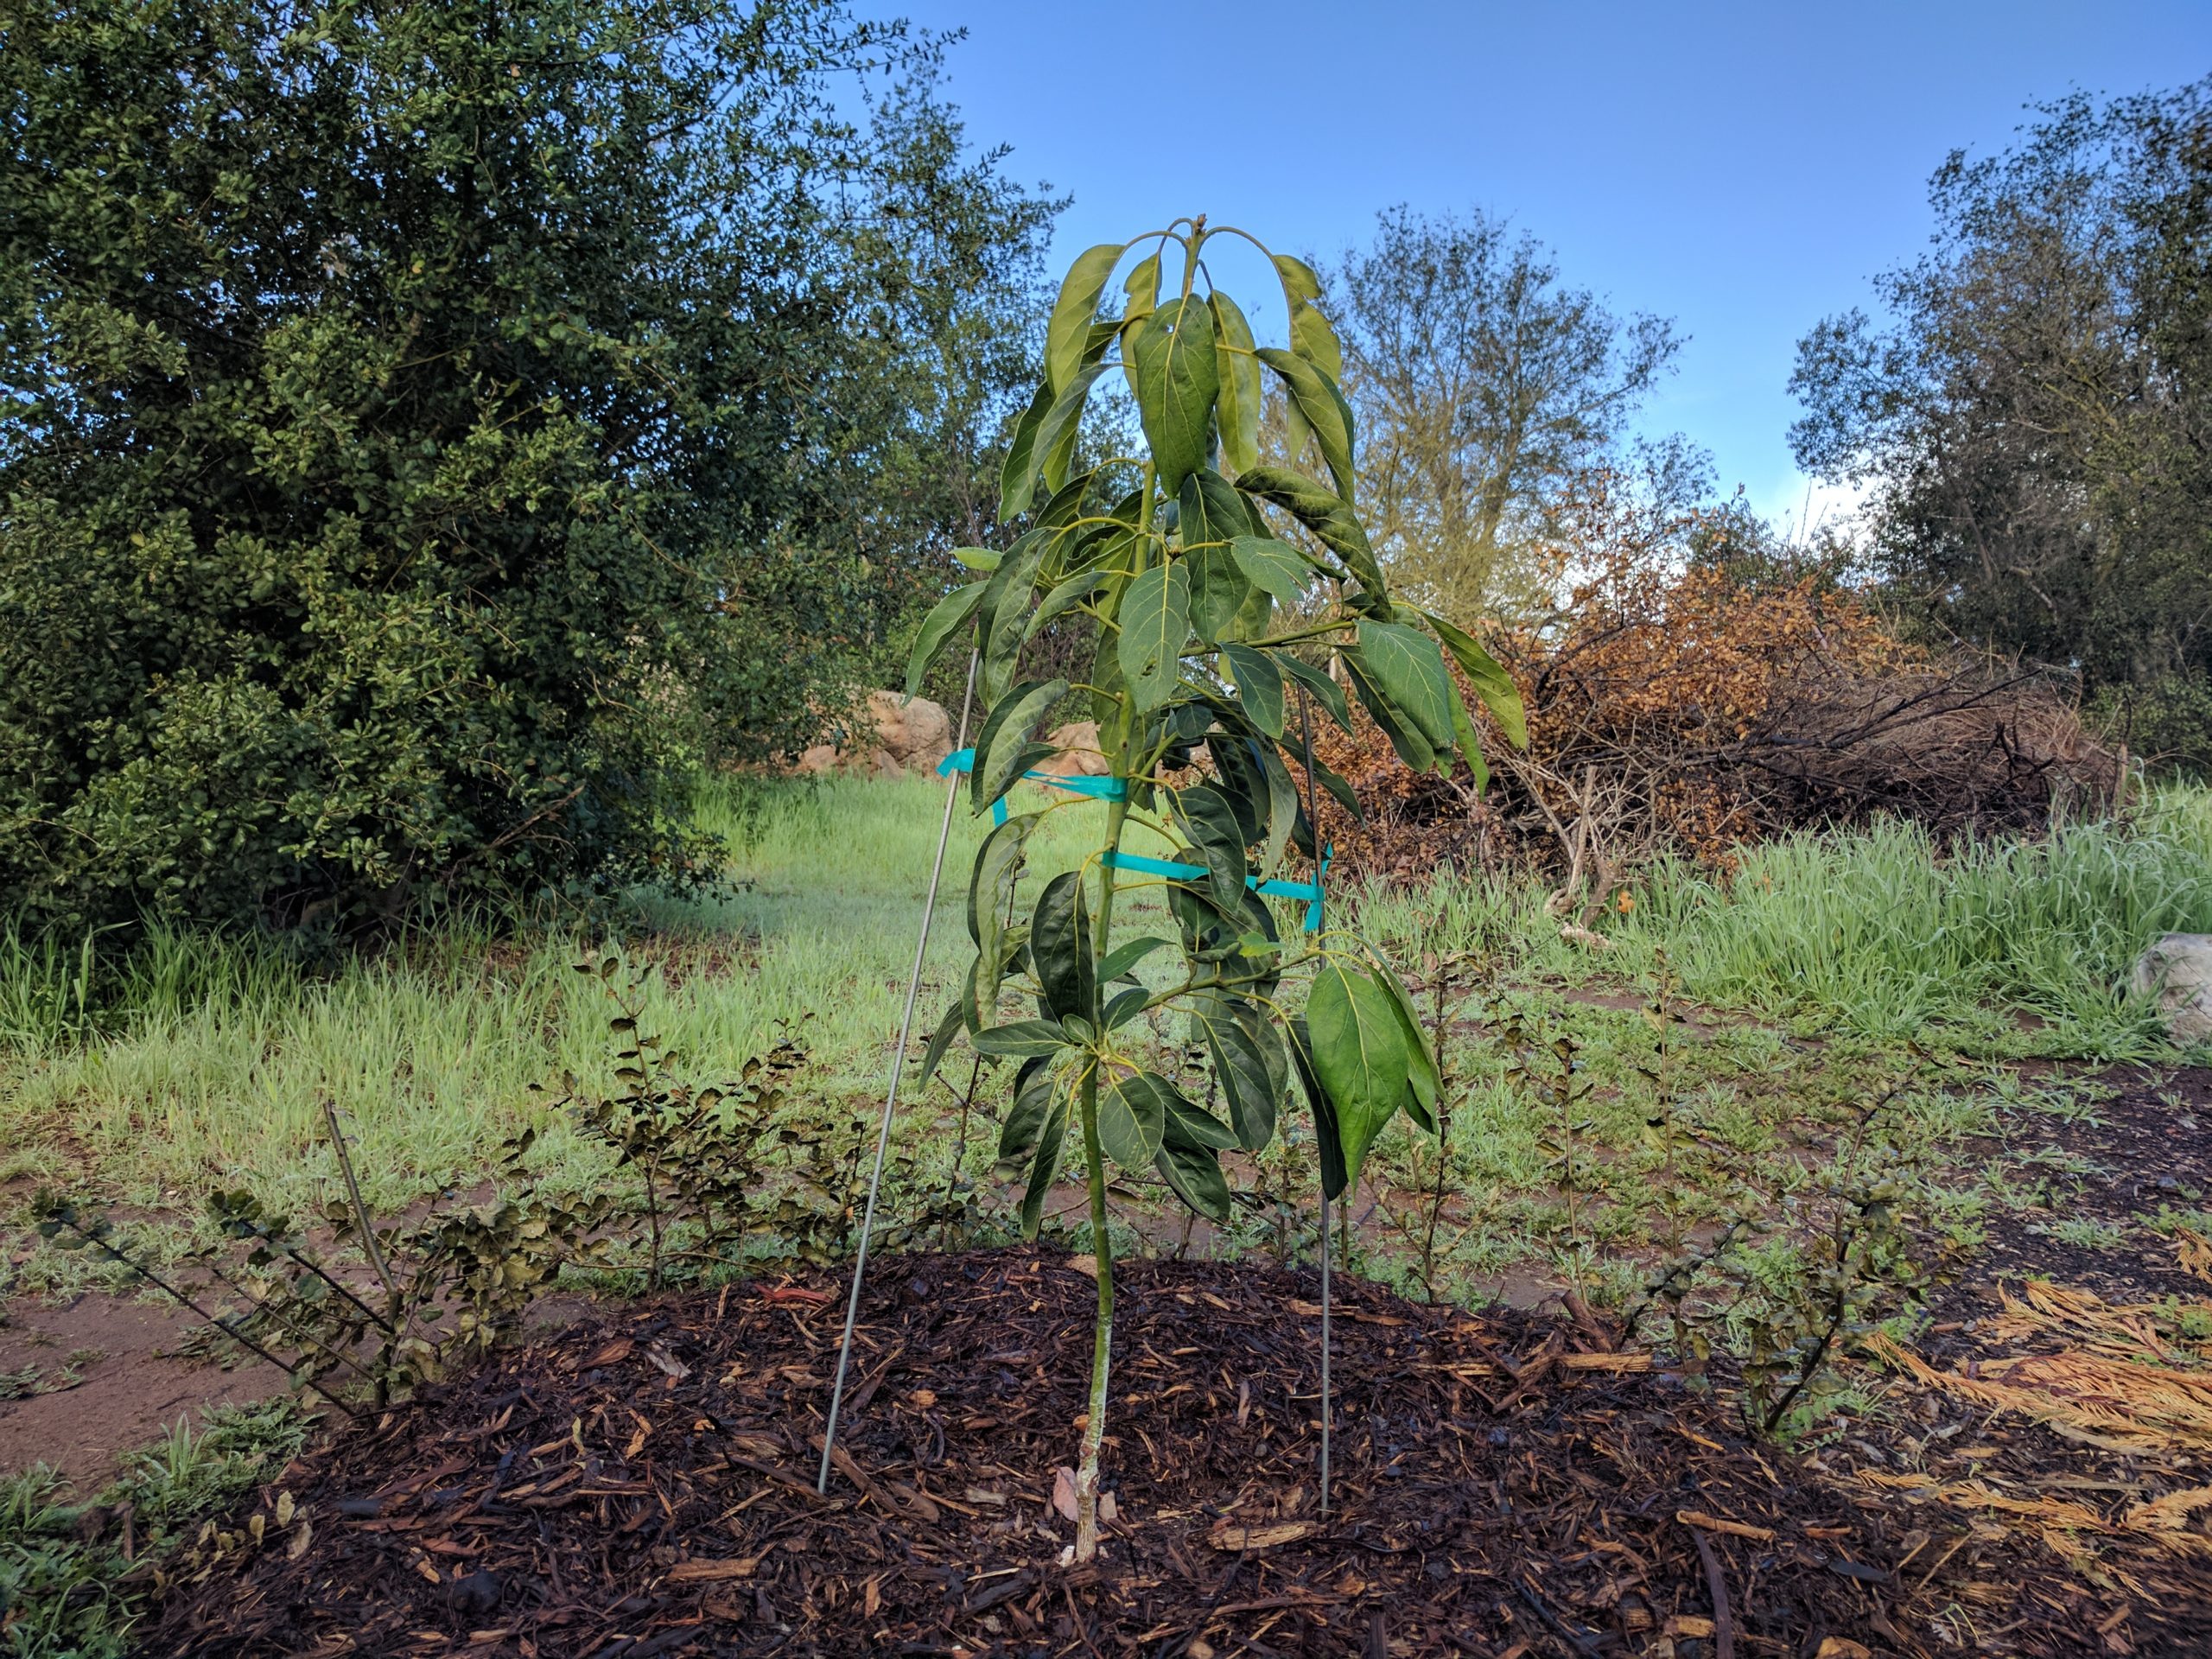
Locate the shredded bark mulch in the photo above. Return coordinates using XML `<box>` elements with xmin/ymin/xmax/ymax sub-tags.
<box><xmin>144</xmin><ymin>1250</ymin><xmax>2141</xmax><ymax>1658</ymax></box>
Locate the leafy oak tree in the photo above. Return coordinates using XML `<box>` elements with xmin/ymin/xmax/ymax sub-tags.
<box><xmin>0</xmin><ymin>0</ymin><xmax>1049</xmax><ymax>931</ymax></box>
<box><xmin>1790</xmin><ymin>79</ymin><xmax>2212</xmax><ymax>767</ymax></box>
<box><xmin>906</xmin><ymin>219</ymin><xmax>1525</xmax><ymax>1561</ymax></box>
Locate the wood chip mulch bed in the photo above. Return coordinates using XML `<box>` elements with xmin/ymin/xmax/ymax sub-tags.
<box><xmin>143</xmin><ymin>1250</ymin><xmax>2139</xmax><ymax>1657</ymax></box>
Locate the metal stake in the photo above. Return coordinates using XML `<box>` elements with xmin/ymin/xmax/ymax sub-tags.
<box><xmin>818</xmin><ymin>647</ymin><xmax>980</xmax><ymax>1495</ymax></box>
<box><xmin>1297</xmin><ymin>686</ymin><xmax>1333</xmax><ymax>1516</ymax></box>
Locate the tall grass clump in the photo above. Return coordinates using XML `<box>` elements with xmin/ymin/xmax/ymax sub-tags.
<box><xmin>1366</xmin><ymin>785</ymin><xmax>2212</xmax><ymax>1056</ymax></box>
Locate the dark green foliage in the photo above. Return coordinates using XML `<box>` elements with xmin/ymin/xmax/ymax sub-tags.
<box><xmin>0</xmin><ymin>0</ymin><xmax>1058</xmax><ymax>931</ymax></box>
<box><xmin>1790</xmin><ymin>79</ymin><xmax>2212</xmax><ymax>771</ymax></box>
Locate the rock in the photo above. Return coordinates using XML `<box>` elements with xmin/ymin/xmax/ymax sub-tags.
<box><xmin>1036</xmin><ymin>720</ymin><xmax>1109</xmax><ymax>779</ymax></box>
<box><xmin>2131</xmin><ymin>933</ymin><xmax>2212</xmax><ymax>1045</ymax></box>
<box><xmin>792</xmin><ymin>691</ymin><xmax>953</xmax><ymax>777</ymax></box>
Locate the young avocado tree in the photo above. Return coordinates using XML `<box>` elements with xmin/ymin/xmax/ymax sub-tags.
<box><xmin>906</xmin><ymin>218</ymin><xmax>1527</xmax><ymax>1562</ymax></box>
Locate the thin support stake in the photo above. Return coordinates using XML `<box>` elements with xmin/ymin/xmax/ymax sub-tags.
<box><xmin>1319</xmin><ymin>1186</ymin><xmax>1332</xmax><ymax>1515</ymax></box>
<box><xmin>322</xmin><ymin>1099</ymin><xmax>397</xmax><ymax>1303</ymax></box>
<box><xmin>819</xmin><ymin>648</ymin><xmax>980</xmax><ymax>1496</ymax></box>
<box><xmin>1297</xmin><ymin>685</ymin><xmax>1332</xmax><ymax>1516</ymax></box>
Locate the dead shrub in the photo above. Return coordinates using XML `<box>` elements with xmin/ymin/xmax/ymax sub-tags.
<box><xmin>1300</xmin><ymin>490</ymin><xmax>2117</xmax><ymax>916</ymax></box>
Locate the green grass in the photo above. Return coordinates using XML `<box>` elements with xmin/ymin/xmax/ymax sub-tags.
<box><xmin>0</xmin><ymin>774</ymin><xmax>1184</xmax><ymax>1226</ymax></box>
<box><xmin>3</xmin><ymin>777</ymin><xmax>2206</xmax><ymax>1300</ymax></box>
<box><xmin>1357</xmin><ymin>784</ymin><xmax>2212</xmax><ymax>1058</ymax></box>
<box><xmin>0</xmin><ymin>1400</ymin><xmax>308</xmax><ymax>1658</ymax></box>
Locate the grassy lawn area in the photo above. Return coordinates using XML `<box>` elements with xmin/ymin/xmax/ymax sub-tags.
<box><xmin>4</xmin><ymin>779</ymin><xmax>2211</xmax><ymax>1321</ymax></box>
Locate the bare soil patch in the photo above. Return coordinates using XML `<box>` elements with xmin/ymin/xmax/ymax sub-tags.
<box><xmin>0</xmin><ymin>1295</ymin><xmax>285</xmax><ymax>1484</ymax></box>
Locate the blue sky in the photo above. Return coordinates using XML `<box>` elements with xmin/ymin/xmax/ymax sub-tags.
<box><xmin>889</xmin><ymin>1</ymin><xmax>2208</xmax><ymax>529</ymax></box>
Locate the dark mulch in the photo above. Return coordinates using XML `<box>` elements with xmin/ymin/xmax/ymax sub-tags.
<box><xmin>138</xmin><ymin>1249</ymin><xmax>2133</xmax><ymax>1659</ymax></box>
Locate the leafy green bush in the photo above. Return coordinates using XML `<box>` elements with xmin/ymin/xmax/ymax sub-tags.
<box><xmin>0</xmin><ymin>0</ymin><xmax>1031</xmax><ymax>935</ymax></box>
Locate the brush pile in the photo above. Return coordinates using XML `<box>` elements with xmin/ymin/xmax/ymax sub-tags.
<box><xmin>1311</xmin><ymin>557</ymin><xmax>2117</xmax><ymax>895</ymax></box>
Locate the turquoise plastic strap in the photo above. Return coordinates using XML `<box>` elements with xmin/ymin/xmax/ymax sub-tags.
<box><xmin>1102</xmin><ymin>848</ymin><xmax>1331</xmax><ymax>932</ymax></box>
<box><xmin>935</xmin><ymin>750</ymin><xmax>1327</xmax><ymax>929</ymax></box>
<box><xmin>938</xmin><ymin>747</ymin><xmax>1129</xmax><ymax>826</ymax></box>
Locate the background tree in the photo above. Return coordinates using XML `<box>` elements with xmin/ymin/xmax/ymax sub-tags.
<box><xmin>0</xmin><ymin>0</ymin><xmax>1054</xmax><ymax>934</ymax></box>
<box><xmin>1789</xmin><ymin>79</ymin><xmax>2212</xmax><ymax>769</ymax></box>
<box><xmin>1322</xmin><ymin>206</ymin><xmax>1687</xmax><ymax>626</ymax></box>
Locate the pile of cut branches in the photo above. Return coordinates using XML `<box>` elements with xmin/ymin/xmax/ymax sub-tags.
<box><xmin>1311</xmin><ymin>539</ymin><xmax>2116</xmax><ymax>911</ymax></box>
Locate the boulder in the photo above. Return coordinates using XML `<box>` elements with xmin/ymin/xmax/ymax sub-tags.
<box><xmin>2131</xmin><ymin>933</ymin><xmax>2212</xmax><ymax>1045</ymax></box>
<box><xmin>1037</xmin><ymin>720</ymin><xmax>1111</xmax><ymax>779</ymax></box>
<box><xmin>793</xmin><ymin>691</ymin><xmax>953</xmax><ymax>778</ymax></box>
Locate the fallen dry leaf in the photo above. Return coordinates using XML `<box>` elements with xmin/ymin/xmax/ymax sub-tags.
<box><xmin>1209</xmin><ymin>1520</ymin><xmax>1317</xmax><ymax>1551</ymax></box>
<box><xmin>1815</xmin><ymin>1640</ymin><xmax>1873</xmax><ymax>1659</ymax></box>
<box><xmin>1676</xmin><ymin>1509</ymin><xmax>1776</xmax><ymax>1542</ymax></box>
<box><xmin>1051</xmin><ymin>1466</ymin><xmax>1078</xmax><ymax>1522</ymax></box>
<box><xmin>665</xmin><ymin>1556</ymin><xmax>759</xmax><ymax>1583</ymax></box>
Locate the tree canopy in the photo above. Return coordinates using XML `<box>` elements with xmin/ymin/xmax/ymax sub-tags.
<box><xmin>1789</xmin><ymin>79</ymin><xmax>2212</xmax><ymax>766</ymax></box>
<box><xmin>1322</xmin><ymin>206</ymin><xmax>1686</xmax><ymax>626</ymax></box>
<box><xmin>0</xmin><ymin>0</ymin><xmax>1058</xmax><ymax>932</ymax></box>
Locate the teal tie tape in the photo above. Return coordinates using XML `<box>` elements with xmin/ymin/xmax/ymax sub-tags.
<box><xmin>1101</xmin><ymin>849</ymin><xmax>1330</xmax><ymax>932</ymax></box>
<box><xmin>938</xmin><ymin>747</ymin><xmax>1128</xmax><ymax>826</ymax></box>
<box><xmin>934</xmin><ymin>750</ymin><xmax>1326</xmax><ymax>928</ymax></box>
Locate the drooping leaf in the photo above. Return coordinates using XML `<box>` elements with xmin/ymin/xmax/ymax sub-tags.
<box><xmin>1422</xmin><ymin>611</ymin><xmax>1529</xmax><ymax>748</ymax></box>
<box><xmin>1116</xmin><ymin>562</ymin><xmax>1191</xmax><ymax>713</ymax></box>
<box><xmin>1192</xmin><ymin>992</ymin><xmax>1278</xmax><ymax>1151</ymax></box>
<box><xmin>997</xmin><ymin>1057</ymin><xmax>1060</xmax><ymax>1164</ymax></box>
<box><xmin>1154</xmin><ymin>1138</ymin><xmax>1231</xmax><ymax>1222</ymax></box>
<box><xmin>1171</xmin><ymin>785</ymin><xmax>1249</xmax><ymax>913</ymax></box>
<box><xmin>1210</xmin><ymin>290</ymin><xmax>1263</xmax><ymax>475</ymax></box>
<box><xmin>1031</xmin><ymin>872</ymin><xmax>1096</xmax><ymax>1024</ymax></box>
<box><xmin>1447</xmin><ymin>683</ymin><xmax>1491</xmax><ymax>792</ymax></box>
<box><xmin>998</xmin><ymin>380</ymin><xmax>1055</xmax><ymax>520</ymax></box>
<box><xmin>1306</xmin><ymin>963</ymin><xmax>1410</xmax><ymax>1189</ymax></box>
<box><xmin>1122</xmin><ymin>249</ymin><xmax>1161</xmax><ymax>326</ymax></box>
<box><xmin>1033</xmin><ymin>360</ymin><xmax>1110</xmax><ymax>499</ymax></box>
<box><xmin>1307</xmin><ymin>748</ymin><xmax>1365</xmax><ymax>823</ymax></box>
<box><xmin>1047</xmin><ymin>243</ymin><xmax>1124</xmax><ymax>394</ymax></box>
<box><xmin>1089</xmin><ymin>623</ymin><xmax>1128</xmax><ymax>728</ymax></box>
<box><xmin>1230</xmin><ymin>536</ymin><xmax>1315</xmax><ymax>608</ymax></box>
<box><xmin>981</xmin><ymin>537</ymin><xmax>1048</xmax><ymax>702</ymax></box>
<box><xmin>1019</xmin><ymin>1100</ymin><xmax>1070</xmax><ymax>1238</ymax></box>
<box><xmin>973</xmin><ymin>1020</ymin><xmax>1073</xmax><ymax>1058</ymax></box>
<box><xmin>915</xmin><ymin>999</ymin><xmax>967</xmax><ymax>1095</ymax></box>
<box><xmin>1098</xmin><ymin>1067</ymin><xmax>1170</xmax><ymax>1169</ymax></box>
<box><xmin>1183</xmin><ymin>545</ymin><xmax>1250</xmax><ymax>645</ymax></box>
<box><xmin>1220</xmin><ymin>642</ymin><xmax>1284</xmax><ymax>738</ymax></box>
<box><xmin>1276</xmin><ymin>651</ymin><xmax>1352</xmax><ymax>733</ymax></box>
<box><xmin>1342</xmin><ymin>651</ymin><xmax>1437</xmax><ymax>773</ymax></box>
<box><xmin>1354</xmin><ymin>620</ymin><xmax>1457</xmax><ymax>753</ymax></box>
<box><xmin>1255</xmin><ymin>738</ymin><xmax>1300</xmax><ymax>876</ymax></box>
<box><xmin>1289</xmin><ymin>298</ymin><xmax>1345</xmax><ymax>383</ymax></box>
<box><xmin>1234</xmin><ymin>466</ymin><xmax>1388</xmax><ymax>604</ymax></box>
<box><xmin>970</xmin><ymin>678</ymin><xmax>1069</xmax><ymax>815</ymax></box>
<box><xmin>1371</xmin><ymin>963</ymin><xmax>1440</xmax><ymax>1134</ymax></box>
<box><xmin>1025</xmin><ymin>567</ymin><xmax>1116</xmax><ymax>645</ymax></box>
<box><xmin>1272</xmin><ymin>250</ymin><xmax>1322</xmax><ymax>312</ymax></box>
<box><xmin>967</xmin><ymin>811</ymin><xmax>1037</xmax><ymax>999</ymax></box>
<box><xmin>1128</xmin><ymin>297</ymin><xmax>1219</xmax><ymax>494</ymax></box>
<box><xmin>1285</xmin><ymin>1014</ymin><xmax>1349</xmax><ymax>1201</ymax></box>
<box><xmin>1160</xmin><ymin>1083</ymin><xmax>1241</xmax><ymax>1151</ymax></box>
<box><xmin>1255</xmin><ymin>348</ymin><xmax>1355</xmax><ymax>501</ymax></box>
<box><xmin>904</xmin><ymin>580</ymin><xmax>986</xmax><ymax>697</ymax></box>
<box><xmin>1179</xmin><ymin>467</ymin><xmax>1255</xmax><ymax>550</ymax></box>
